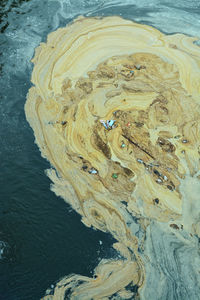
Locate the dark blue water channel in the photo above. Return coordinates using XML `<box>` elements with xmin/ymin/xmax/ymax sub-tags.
<box><xmin>0</xmin><ymin>0</ymin><xmax>200</xmax><ymax>299</ymax></box>
<box><xmin>0</xmin><ymin>1</ymin><xmax>118</xmax><ymax>299</ymax></box>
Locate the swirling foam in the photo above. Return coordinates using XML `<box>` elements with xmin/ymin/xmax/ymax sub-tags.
<box><xmin>25</xmin><ymin>16</ymin><xmax>200</xmax><ymax>299</ymax></box>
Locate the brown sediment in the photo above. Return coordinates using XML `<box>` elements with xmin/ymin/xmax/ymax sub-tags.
<box><xmin>25</xmin><ymin>16</ymin><xmax>200</xmax><ymax>300</ymax></box>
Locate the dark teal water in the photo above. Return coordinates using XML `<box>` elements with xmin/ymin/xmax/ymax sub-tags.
<box><xmin>0</xmin><ymin>0</ymin><xmax>199</xmax><ymax>299</ymax></box>
<box><xmin>0</xmin><ymin>59</ymin><xmax>116</xmax><ymax>299</ymax></box>
<box><xmin>0</xmin><ymin>2</ymin><xmax>117</xmax><ymax>299</ymax></box>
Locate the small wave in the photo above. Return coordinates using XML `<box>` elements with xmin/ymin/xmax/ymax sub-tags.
<box><xmin>0</xmin><ymin>240</ymin><xmax>10</xmax><ymax>260</ymax></box>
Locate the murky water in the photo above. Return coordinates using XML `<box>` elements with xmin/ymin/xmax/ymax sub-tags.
<box><xmin>0</xmin><ymin>1</ymin><xmax>200</xmax><ymax>299</ymax></box>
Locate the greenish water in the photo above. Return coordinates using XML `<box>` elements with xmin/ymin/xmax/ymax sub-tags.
<box><xmin>0</xmin><ymin>0</ymin><xmax>200</xmax><ymax>299</ymax></box>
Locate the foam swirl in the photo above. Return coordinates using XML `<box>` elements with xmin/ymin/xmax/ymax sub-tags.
<box><xmin>25</xmin><ymin>16</ymin><xmax>200</xmax><ymax>299</ymax></box>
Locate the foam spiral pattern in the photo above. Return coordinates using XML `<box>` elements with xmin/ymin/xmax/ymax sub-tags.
<box><xmin>25</xmin><ymin>16</ymin><xmax>200</xmax><ymax>300</ymax></box>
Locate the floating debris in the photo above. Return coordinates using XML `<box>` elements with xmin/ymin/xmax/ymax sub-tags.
<box><xmin>182</xmin><ymin>139</ymin><xmax>188</xmax><ymax>143</ymax></box>
<box><xmin>156</xmin><ymin>178</ymin><xmax>163</xmax><ymax>184</ymax></box>
<box><xmin>130</xmin><ymin>70</ymin><xmax>134</xmax><ymax>74</ymax></box>
<box><xmin>61</xmin><ymin>121</ymin><xmax>67</xmax><ymax>125</ymax></box>
<box><xmin>135</xmin><ymin>64</ymin><xmax>141</xmax><ymax>70</ymax></box>
<box><xmin>158</xmin><ymin>138</ymin><xmax>165</xmax><ymax>145</ymax></box>
<box><xmin>163</xmin><ymin>175</ymin><xmax>168</xmax><ymax>181</ymax></box>
<box><xmin>48</xmin><ymin>121</ymin><xmax>54</xmax><ymax>125</ymax></box>
<box><xmin>89</xmin><ymin>168</ymin><xmax>98</xmax><ymax>174</ymax></box>
<box><xmin>153</xmin><ymin>169</ymin><xmax>161</xmax><ymax>177</ymax></box>
<box><xmin>126</xmin><ymin>122</ymin><xmax>131</xmax><ymax>127</ymax></box>
<box><xmin>100</xmin><ymin>120</ymin><xmax>108</xmax><ymax>129</ymax></box>
<box><xmin>149</xmin><ymin>162</ymin><xmax>160</xmax><ymax>167</ymax></box>
<box><xmin>121</xmin><ymin>142</ymin><xmax>126</xmax><ymax>148</ymax></box>
<box><xmin>112</xmin><ymin>173</ymin><xmax>118</xmax><ymax>179</ymax></box>
<box><xmin>100</xmin><ymin>119</ymin><xmax>116</xmax><ymax>130</ymax></box>
<box><xmin>137</xmin><ymin>158</ymin><xmax>143</xmax><ymax>164</ymax></box>
<box><xmin>167</xmin><ymin>185</ymin><xmax>173</xmax><ymax>191</ymax></box>
<box><xmin>153</xmin><ymin>198</ymin><xmax>159</xmax><ymax>204</ymax></box>
<box><xmin>181</xmin><ymin>150</ymin><xmax>185</xmax><ymax>154</ymax></box>
<box><xmin>82</xmin><ymin>165</ymin><xmax>88</xmax><ymax>170</ymax></box>
<box><xmin>170</xmin><ymin>223</ymin><xmax>179</xmax><ymax>230</ymax></box>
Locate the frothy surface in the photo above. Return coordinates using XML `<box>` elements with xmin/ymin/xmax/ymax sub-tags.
<box><xmin>25</xmin><ymin>16</ymin><xmax>200</xmax><ymax>299</ymax></box>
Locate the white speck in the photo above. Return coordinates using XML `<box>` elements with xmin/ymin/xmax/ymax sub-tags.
<box><xmin>156</xmin><ymin>178</ymin><xmax>163</xmax><ymax>183</ymax></box>
<box><xmin>89</xmin><ymin>168</ymin><xmax>98</xmax><ymax>174</ymax></box>
<box><xmin>137</xmin><ymin>158</ymin><xmax>143</xmax><ymax>163</ymax></box>
<box><xmin>99</xmin><ymin>240</ymin><xmax>102</xmax><ymax>245</ymax></box>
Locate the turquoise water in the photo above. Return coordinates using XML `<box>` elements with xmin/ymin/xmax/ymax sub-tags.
<box><xmin>0</xmin><ymin>1</ymin><xmax>200</xmax><ymax>299</ymax></box>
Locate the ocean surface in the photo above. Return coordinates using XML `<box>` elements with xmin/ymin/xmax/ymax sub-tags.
<box><xmin>0</xmin><ymin>1</ymin><xmax>200</xmax><ymax>299</ymax></box>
